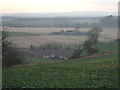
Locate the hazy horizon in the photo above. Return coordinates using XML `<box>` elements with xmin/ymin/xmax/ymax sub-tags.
<box><xmin>1</xmin><ymin>11</ymin><xmax>118</xmax><ymax>18</ymax></box>
<box><xmin>1</xmin><ymin>0</ymin><xmax>118</xmax><ymax>14</ymax></box>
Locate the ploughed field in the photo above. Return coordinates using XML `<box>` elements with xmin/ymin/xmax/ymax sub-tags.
<box><xmin>2</xmin><ymin>42</ymin><xmax>119</xmax><ymax>88</ymax></box>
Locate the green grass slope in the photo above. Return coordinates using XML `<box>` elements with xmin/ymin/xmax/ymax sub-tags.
<box><xmin>96</xmin><ymin>41</ymin><xmax>118</xmax><ymax>51</ymax></box>
<box><xmin>2</xmin><ymin>53</ymin><xmax>118</xmax><ymax>88</ymax></box>
<box><xmin>2</xmin><ymin>41</ymin><xmax>119</xmax><ymax>88</ymax></box>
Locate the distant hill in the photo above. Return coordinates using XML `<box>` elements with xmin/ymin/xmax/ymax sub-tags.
<box><xmin>2</xmin><ymin>14</ymin><xmax>117</xmax><ymax>27</ymax></box>
<box><xmin>2</xmin><ymin>11</ymin><xmax>117</xmax><ymax>18</ymax></box>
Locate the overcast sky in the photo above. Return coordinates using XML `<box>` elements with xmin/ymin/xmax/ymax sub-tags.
<box><xmin>0</xmin><ymin>0</ymin><xmax>119</xmax><ymax>13</ymax></box>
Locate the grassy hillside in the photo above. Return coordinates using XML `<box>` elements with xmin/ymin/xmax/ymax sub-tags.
<box><xmin>96</xmin><ymin>41</ymin><xmax>118</xmax><ymax>51</ymax></box>
<box><xmin>2</xmin><ymin>53</ymin><xmax>118</xmax><ymax>88</ymax></box>
<box><xmin>23</xmin><ymin>58</ymin><xmax>63</xmax><ymax>64</ymax></box>
<box><xmin>2</xmin><ymin>41</ymin><xmax>119</xmax><ymax>88</ymax></box>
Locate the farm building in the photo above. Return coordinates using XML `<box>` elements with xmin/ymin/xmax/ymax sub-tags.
<box><xmin>49</xmin><ymin>28</ymin><xmax>88</xmax><ymax>35</ymax></box>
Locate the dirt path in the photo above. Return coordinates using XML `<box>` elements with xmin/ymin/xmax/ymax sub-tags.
<box><xmin>70</xmin><ymin>51</ymin><xmax>117</xmax><ymax>61</ymax></box>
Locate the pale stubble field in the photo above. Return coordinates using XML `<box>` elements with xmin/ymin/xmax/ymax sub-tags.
<box><xmin>7</xmin><ymin>27</ymin><xmax>118</xmax><ymax>48</ymax></box>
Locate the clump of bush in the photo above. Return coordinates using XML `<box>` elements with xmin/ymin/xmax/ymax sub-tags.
<box><xmin>2</xmin><ymin>28</ymin><xmax>23</xmax><ymax>67</ymax></box>
<box><xmin>71</xmin><ymin>26</ymin><xmax>102</xmax><ymax>58</ymax></box>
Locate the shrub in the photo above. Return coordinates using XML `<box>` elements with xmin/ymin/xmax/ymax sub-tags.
<box><xmin>2</xmin><ymin>28</ymin><xmax>23</xmax><ymax>67</ymax></box>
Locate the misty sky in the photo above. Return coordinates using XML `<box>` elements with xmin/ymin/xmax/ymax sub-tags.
<box><xmin>0</xmin><ymin>0</ymin><xmax>119</xmax><ymax>13</ymax></box>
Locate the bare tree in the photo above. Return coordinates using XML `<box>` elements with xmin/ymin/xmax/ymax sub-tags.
<box><xmin>87</xmin><ymin>26</ymin><xmax>103</xmax><ymax>45</ymax></box>
<box><xmin>2</xmin><ymin>28</ymin><xmax>23</xmax><ymax>67</ymax></box>
<box><xmin>71</xmin><ymin>26</ymin><xmax>102</xmax><ymax>58</ymax></box>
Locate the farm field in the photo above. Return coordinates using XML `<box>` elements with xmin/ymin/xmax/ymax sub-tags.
<box><xmin>7</xmin><ymin>27</ymin><xmax>68</xmax><ymax>34</ymax></box>
<box><xmin>9</xmin><ymin>35</ymin><xmax>87</xmax><ymax>47</ymax></box>
<box><xmin>7</xmin><ymin>32</ymin><xmax>40</xmax><ymax>37</ymax></box>
<box><xmin>7</xmin><ymin>27</ymin><xmax>117</xmax><ymax>37</ymax></box>
<box><xmin>2</xmin><ymin>3</ymin><xmax>118</xmax><ymax>89</ymax></box>
<box><xmin>7</xmin><ymin>27</ymin><xmax>118</xmax><ymax>47</ymax></box>
<box><xmin>2</xmin><ymin>53</ymin><xmax>118</xmax><ymax>88</ymax></box>
<box><xmin>2</xmin><ymin>42</ymin><xmax>119</xmax><ymax>88</ymax></box>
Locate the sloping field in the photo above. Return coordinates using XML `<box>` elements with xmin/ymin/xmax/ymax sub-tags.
<box><xmin>2</xmin><ymin>53</ymin><xmax>118</xmax><ymax>88</ymax></box>
<box><xmin>2</xmin><ymin>42</ymin><xmax>118</xmax><ymax>88</ymax></box>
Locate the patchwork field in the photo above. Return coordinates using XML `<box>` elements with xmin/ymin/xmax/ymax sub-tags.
<box><xmin>7</xmin><ymin>27</ymin><xmax>118</xmax><ymax>37</ymax></box>
<box><xmin>7</xmin><ymin>27</ymin><xmax>118</xmax><ymax>47</ymax></box>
